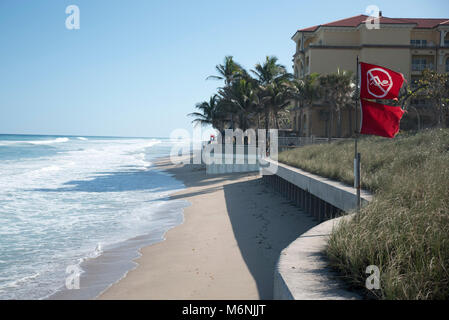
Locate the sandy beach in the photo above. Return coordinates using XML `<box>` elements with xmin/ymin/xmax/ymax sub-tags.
<box><xmin>98</xmin><ymin>158</ymin><xmax>317</xmax><ymax>300</ymax></box>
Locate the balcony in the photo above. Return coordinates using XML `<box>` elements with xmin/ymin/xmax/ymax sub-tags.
<box><xmin>412</xmin><ymin>63</ymin><xmax>434</xmax><ymax>72</ymax></box>
<box><xmin>410</xmin><ymin>40</ymin><xmax>436</xmax><ymax>48</ymax></box>
<box><xmin>411</xmin><ymin>43</ymin><xmax>433</xmax><ymax>48</ymax></box>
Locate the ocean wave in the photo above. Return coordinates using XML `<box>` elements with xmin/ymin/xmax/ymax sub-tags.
<box><xmin>77</xmin><ymin>137</ymin><xmax>88</xmax><ymax>141</ymax></box>
<box><xmin>73</xmin><ymin>243</ymin><xmax>104</xmax><ymax>274</ymax></box>
<box><xmin>37</xmin><ymin>165</ymin><xmax>62</xmax><ymax>173</ymax></box>
<box><xmin>84</xmin><ymin>243</ymin><xmax>103</xmax><ymax>261</ymax></box>
<box><xmin>134</xmin><ymin>153</ymin><xmax>152</xmax><ymax>168</ymax></box>
<box><xmin>0</xmin><ymin>137</ymin><xmax>69</xmax><ymax>146</ymax></box>
<box><xmin>28</xmin><ymin>138</ymin><xmax>69</xmax><ymax>145</ymax></box>
<box><xmin>0</xmin><ymin>137</ymin><xmax>185</xmax><ymax>299</ymax></box>
<box><xmin>145</xmin><ymin>139</ymin><xmax>162</xmax><ymax>148</ymax></box>
<box><xmin>0</xmin><ymin>273</ymin><xmax>40</xmax><ymax>291</ymax></box>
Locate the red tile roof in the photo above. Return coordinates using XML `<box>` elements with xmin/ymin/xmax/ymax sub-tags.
<box><xmin>297</xmin><ymin>14</ymin><xmax>366</xmax><ymax>31</ymax></box>
<box><xmin>397</xmin><ymin>18</ymin><xmax>449</xmax><ymax>28</ymax></box>
<box><xmin>297</xmin><ymin>14</ymin><xmax>449</xmax><ymax>32</ymax></box>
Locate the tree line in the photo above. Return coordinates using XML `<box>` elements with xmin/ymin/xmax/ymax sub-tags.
<box><xmin>189</xmin><ymin>56</ymin><xmax>449</xmax><ymax>142</ymax></box>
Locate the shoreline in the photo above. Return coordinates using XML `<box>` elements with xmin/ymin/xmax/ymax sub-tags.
<box><xmin>48</xmin><ymin>200</ymin><xmax>188</xmax><ymax>300</ymax></box>
<box><xmin>47</xmin><ymin>157</ymin><xmax>190</xmax><ymax>300</ymax></box>
<box><xmin>98</xmin><ymin>157</ymin><xmax>317</xmax><ymax>300</ymax></box>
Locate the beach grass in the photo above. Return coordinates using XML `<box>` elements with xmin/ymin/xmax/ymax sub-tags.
<box><xmin>278</xmin><ymin>129</ymin><xmax>449</xmax><ymax>299</ymax></box>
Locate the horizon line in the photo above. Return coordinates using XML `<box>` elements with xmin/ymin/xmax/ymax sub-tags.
<box><xmin>0</xmin><ymin>133</ymin><xmax>170</xmax><ymax>139</ymax></box>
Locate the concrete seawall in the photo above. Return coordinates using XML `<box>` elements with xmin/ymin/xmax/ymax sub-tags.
<box><xmin>261</xmin><ymin>159</ymin><xmax>372</xmax><ymax>213</ymax></box>
<box><xmin>261</xmin><ymin>159</ymin><xmax>372</xmax><ymax>300</ymax></box>
<box><xmin>205</xmin><ymin>153</ymin><xmax>259</xmax><ymax>175</ymax></box>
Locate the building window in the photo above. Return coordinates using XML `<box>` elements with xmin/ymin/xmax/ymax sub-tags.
<box><xmin>411</xmin><ymin>39</ymin><xmax>428</xmax><ymax>47</ymax></box>
<box><xmin>412</xmin><ymin>57</ymin><xmax>433</xmax><ymax>71</ymax></box>
<box><xmin>446</xmin><ymin>57</ymin><xmax>449</xmax><ymax>72</ymax></box>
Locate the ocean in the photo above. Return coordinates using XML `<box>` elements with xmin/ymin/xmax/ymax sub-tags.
<box><xmin>0</xmin><ymin>134</ymin><xmax>189</xmax><ymax>299</ymax></box>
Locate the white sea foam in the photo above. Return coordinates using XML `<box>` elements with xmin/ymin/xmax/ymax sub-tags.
<box><xmin>38</xmin><ymin>165</ymin><xmax>61</xmax><ymax>172</ymax></box>
<box><xmin>145</xmin><ymin>139</ymin><xmax>161</xmax><ymax>148</ymax></box>
<box><xmin>0</xmin><ymin>273</ymin><xmax>40</xmax><ymax>291</ymax></box>
<box><xmin>77</xmin><ymin>137</ymin><xmax>88</xmax><ymax>141</ymax></box>
<box><xmin>78</xmin><ymin>243</ymin><xmax>104</xmax><ymax>265</ymax></box>
<box><xmin>0</xmin><ymin>137</ymin><xmax>70</xmax><ymax>146</ymax></box>
<box><xmin>0</xmin><ymin>136</ymin><xmax>187</xmax><ymax>300</ymax></box>
<box><xmin>28</xmin><ymin>137</ymin><xmax>69</xmax><ymax>145</ymax></box>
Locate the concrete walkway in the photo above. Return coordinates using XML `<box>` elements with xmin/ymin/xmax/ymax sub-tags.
<box><xmin>274</xmin><ymin>215</ymin><xmax>361</xmax><ymax>300</ymax></box>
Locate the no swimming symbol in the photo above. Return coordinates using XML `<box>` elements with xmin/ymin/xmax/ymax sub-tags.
<box><xmin>367</xmin><ymin>68</ymin><xmax>393</xmax><ymax>98</ymax></box>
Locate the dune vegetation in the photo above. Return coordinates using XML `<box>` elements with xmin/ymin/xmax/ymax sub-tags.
<box><xmin>278</xmin><ymin>129</ymin><xmax>449</xmax><ymax>299</ymax></box>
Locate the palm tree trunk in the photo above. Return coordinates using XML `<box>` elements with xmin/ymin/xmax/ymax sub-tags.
<box><xmin>256</xmin><ymin>115</ymin><xmax>260</xmax><ymax>148</ymax></box>
<box><xmin>265</xmin><ymin>111</ymin><xmax>269</xmax><ymax>154</ymax></box>
<box><xmin>437</xmin><ymin>102</ymin><xmax>444</xmax><ymax>128</ymax></box>
<box><xmin>410</xmin><ymin>106</ymin><xmax>421</xmax><ymax>131</ymax></box>
<box><xmin>273</xmin><ymin>112</ymin><xmax>279</xmax><ymax>130</ymax></box>
<box><xmin>328</xmin><ymin>110</ymin><xmax>334</xmax><ymax>143</ymax></box>
<box><xmin>220</xmin><ymin>129</ymin><xmax>225</xmax><ymax>144</ymax></box>
<box><xmin>337</xmin><ymin>109</ymin><xmax>342</xmax><ymax>137</ymax></box>
<box><xmin>348</xmin><ymin>108</ymin><xmax>353</xmax><ymax>137</ymax></box>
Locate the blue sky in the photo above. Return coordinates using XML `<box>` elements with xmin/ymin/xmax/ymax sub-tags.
<box><xmin>0</xmin><ymin>0</ymin><xmax>447</xmax><ymax>137</ymax></box>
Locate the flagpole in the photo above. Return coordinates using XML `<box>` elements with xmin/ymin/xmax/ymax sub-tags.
<box><xmin>355</xmin><ymin>56</ymin><xmax>361</xmax><ymax>212</ymax></box>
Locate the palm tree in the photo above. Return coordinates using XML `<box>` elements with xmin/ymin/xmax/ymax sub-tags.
<box><xmin>218</xmin><ymin>78</ymin><xmax>259</xmax><ymax>133</ymax></box>
<box><xmin>318</xmin><ymin>75</ymin><xmax>334</xmax><ymax>141</ymax></box>
<box><xmin>292</xmin><ymin>73</ymin><xmax>320</xmax><ymax>135</ymax></box>
<box><xmin>320</xmin><ymin>70</ymin><xmax>353</xmax><ymax>141</ymax></box>
<box><xmin>262</xmin><ymin>79</ymin><xmax>295</xmax><ymax>129</ymax></box>
<box><xmin>192</xmin><ymin>56</ymin><xmax>295</xmax><ymax>149</ymax></box>
<box><xmin>395</xmin><ymin>82</ymin><xmax>427</xmax><ymax>131</ymax></box>
<box><xmin>251</xmin><ymin>56</ymin><xmax>294</xmax><ymax>144</ymax></box>
<box><xmin>188</xmin><ymin>95</ymin><xmax>227</xmax><ymax>139</ymax></box>
<box><xmin>207</xmin><ymin>56</ymin><xmax>250</xmax><ymax>130</ymax></box>
<box><xmin>251</xmin><ymin>56</ymin><xmax>290</xmax><ymax>86</ymax></box>
<box><xmin>206</xmin><ymin>56</ymin><xmax>247</xmax><ymax>86</ymax></box>
<box><xmin>346</xmin><ymin>78</ymin><xmax>358</xmax><ymax>137</ymax></box>
<box><xmin>419</xmin><ymin>70</ymin><xmax>449</xmax><ymax>128</ymax></box>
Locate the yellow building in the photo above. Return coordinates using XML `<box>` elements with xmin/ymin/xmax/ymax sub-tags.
<box><xmin>291</xmin><ymin>13</ymin><xmax>449</xmax><ymax>137</ymax></box>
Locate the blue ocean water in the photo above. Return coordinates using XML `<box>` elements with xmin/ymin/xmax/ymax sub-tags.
<box><xmin>0</xmin><ymin>134</ymin><xmax>188</xmax><ymax>299</ymax></box>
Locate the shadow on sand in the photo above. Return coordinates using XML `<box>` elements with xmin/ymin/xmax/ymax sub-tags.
<box><xmin>156</xmin><ymin>160</ymin><xmax>318</xmax><ymax>299</ymax></box>
<box><xmin>222</xmin><ymin>178</ymin><xmax>317</xmax><ymax>299</ymax></box>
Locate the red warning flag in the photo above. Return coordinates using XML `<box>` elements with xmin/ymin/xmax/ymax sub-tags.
<box><xmin>360</xmin><ymin>62</ymin><xmax>405</xmax><ymax>100</ymax></box>
<box><xmin>360</xmin><ymin>99</ymin><xmax>405</xmax><ymax>138</ymax></box>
